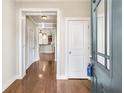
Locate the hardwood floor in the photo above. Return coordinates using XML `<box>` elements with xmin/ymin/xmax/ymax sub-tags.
<box><xmin>3</xmin><ymin>53</ymin><xmax>91</xmax><ymax>93</ymax></box>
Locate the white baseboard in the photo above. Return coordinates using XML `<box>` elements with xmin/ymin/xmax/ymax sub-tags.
<box><xmin>68</xmin><ymin>76</ymin><xmax>91</xmax><ymax>80</ymax></box>
<box><xmin>26</xmin><ymin>62</ymin><xmax>32</xmax><ymax>70</ymax></box>
<box><xmin>16</xmin><ymin>72</ymin><xmax>26</xmax><ymax>79</ymax></box>
<box><xmin>57</xmin><ymin>76</ymin><xmax>68</xmax><ymax>80</ymax></box>
<box><xmin>40</xmin><ymin>51</ymin><xmax>54</xmax><ymax>53</ymax></box>
<box><xmin>2</xmin><ymin>76</ymin><xmax>16</xmax><ymax>92</ymax></box>
<box><xmin>34</xmin><ymin>58</ymin><xmax>39</xmax><ymax>62</ymax></box>
<box><xmin>3</xmin><ymin>73</ymin><xmax>26</xmax><ymax>92</ymax></box>
<box><xmin>57</xmin><ymin>75</ymin><xmax>91</xmax><ymax>80</ymax></box>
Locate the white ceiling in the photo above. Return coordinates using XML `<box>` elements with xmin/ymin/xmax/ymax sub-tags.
<box><xmin>16</xmin><ymin>0</ymin><xmax>89</xmax><ymax>2</ymax></box>
<box><xmin>28</xmin><ymin>15</ymin><xmax>57</xmax><ymax>23</ymax></box>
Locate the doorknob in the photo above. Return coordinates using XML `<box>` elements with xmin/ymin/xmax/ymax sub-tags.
<box><xmin>69</xmin><ymin>51</ymin><xmax>71</xmax><ymax>54</ymax></box>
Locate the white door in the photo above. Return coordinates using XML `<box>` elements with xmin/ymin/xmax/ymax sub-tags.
<box><xmin>67</xmin><ymin>20</ymin><xmax>90</xmax><ymax>78</ymax></box>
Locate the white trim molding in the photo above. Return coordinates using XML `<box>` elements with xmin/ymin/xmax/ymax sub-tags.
<box><xmin>25</xmin><ymin>12</ymin><xmax>57</xmax><ymax>16</ymax></box>
<box><xmin>18</xmin><ymin>8</ymin><xmax>61</xmax><ymax>80</ymax></box>
<box><xmin>57</xmin><ymin>76</ymin><xmax>68</xmax><ymax>80</ymax></box>
<box><xmin>16</xmin><ymin>72</ymin><xmax>26</xmax><ymax>79</ymax></box>
<box><xmin>2</xmin><ymin>76</ymin><xmax>16</xmax><ymax>92</ymax></box>
<box><xmin>3</xmin><ymin>72</ymin><xmax>26</xmax><ymax>91</ymax></box>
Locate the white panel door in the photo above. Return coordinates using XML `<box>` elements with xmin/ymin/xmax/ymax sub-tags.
<box><xmin>68</xmin><ymin>20</ymin><xmax>89</xmax><ymax>78</ymax></box>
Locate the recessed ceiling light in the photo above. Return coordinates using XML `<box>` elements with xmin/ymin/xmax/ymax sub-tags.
<box><xmin>41</xmin><ymin>16</ymin><xmax>47</xmax><ymax>20</ymax></box>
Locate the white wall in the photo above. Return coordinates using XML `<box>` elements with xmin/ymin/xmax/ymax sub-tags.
<box><xmin>16</xmin><ymin>1</ymin><xmax>90</xmax><ymax>78</ymax></box>
<box><xmin>16</xmin><ymin>2</ymin><xmax>90</xmax><ymax>17</ymax></box>
<box><xmin>2</xmin><ymin>0</ymin><xmax>16</xmax><ymax>91</ymax></box>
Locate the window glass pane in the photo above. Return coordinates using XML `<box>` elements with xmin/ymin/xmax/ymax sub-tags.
<box><xmin>97</xmin><ymin>0</ymin><xmax>105</xmax><ymax>54</ymax></box>
<box><xmin>107</xmin><ymin>59</ymin><xmax>110</xmax><ymax>70</ymax></box>
<box><xmin>107</xmin><ymin>0</ymin><xmax>110</xmax><ymax>56</ymax></box>
<box><xmin>97</xmin><ymin>55</ymin><xmax>105</xmax><ymax>65</ymax></box>
<box><xmin>107</xmin><ymin>26</ymin><xmax>110</xmax><ymax>55</ymax></box>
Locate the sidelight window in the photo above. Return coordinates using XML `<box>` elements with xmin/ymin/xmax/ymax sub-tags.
<box><xmin>95</xmin><ymin>0</ymin><xmax>111</xmax><ymax>70</ymax></box>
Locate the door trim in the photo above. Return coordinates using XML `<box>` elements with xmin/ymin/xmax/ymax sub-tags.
<box><xmin>18</xmin><ymin>8</ymin><xmax>61</xmax><ymax>79</ymax></box>
<box><xmin>65</xmin><ymin>17</ymin><xmax>90</xmax><ymax>79</ymax></box>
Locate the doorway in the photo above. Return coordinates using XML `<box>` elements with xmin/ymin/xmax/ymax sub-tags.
<box><xmin>18</xmin><ymin>8</ymin><xmax>61</xmax><ymax>79</ymax></box>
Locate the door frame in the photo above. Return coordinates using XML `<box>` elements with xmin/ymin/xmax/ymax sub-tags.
<box><xmin>18</xmin><ymin>8</ymin><xmax>61</xmax><ymax>79</ymax></box>
<box><xmin>65</xmin><ymin>17</ymin><xmax>90</xmax><ymax>79</ymax></box>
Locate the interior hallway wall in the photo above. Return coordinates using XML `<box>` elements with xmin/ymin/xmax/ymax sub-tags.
<box><xmin>2</xmin><ymin>0</ymin><xmax>16</xmax><ymax>91</ymax></box>
<box><xmin>16</xmin><ymin>1</ymin><xmax>90</xmax><ymax>78</ymax></box>
<box><xmin>25</xmin><ymin>17</ymin><xmax>37</xmax><ymax>69</ymax></box>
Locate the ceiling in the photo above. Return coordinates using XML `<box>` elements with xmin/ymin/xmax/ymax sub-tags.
<box><xmin>16</xmin><ymin>0</ymin><xmax>89</xmax><ymax>2</ymax></box>
<box><xmin>28</xmin><ymin>15</ymin><xmax>57</xmax><ymax>24</ymax></box>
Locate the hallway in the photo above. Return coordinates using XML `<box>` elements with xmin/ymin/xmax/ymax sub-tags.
<box><xmin>3</xmin><ymin>53</ymin><xmax>91</xmax><ymax>93</ymax></box>
<box><xmin>2</xmin><ymin>0</ymin><xmax>122</xmax><ymax>92</ymax></box>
